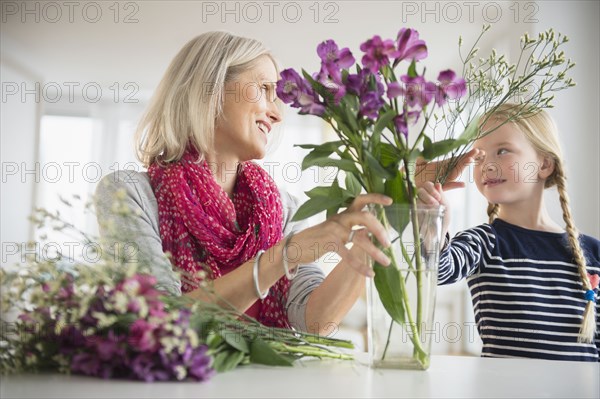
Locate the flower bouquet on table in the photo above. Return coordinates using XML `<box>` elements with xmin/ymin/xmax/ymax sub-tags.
<box><xmin>0</xmin><ymin>198</ymin><xmax>354</xmax><ymax>382</ymax></box>
<box><xmin>276</xmin><ymin>25</ymin><xmax>574</xmax><ymax>369</ymax></box>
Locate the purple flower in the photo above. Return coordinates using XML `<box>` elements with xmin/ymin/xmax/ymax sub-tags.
<box><xmin>58</xmin><ymin>325</ymin><xmax>87</xmax><ymax>356</ymax></box>
<box><xmin>80</xmin><ymin>297</ymin><xmax>108</xmax><ymax>327</ymax></box>
<box><xmin>159</xmin><ymin>344</ymin><xmax>214</xmax><ymax>382</ymax></box>
<box><xmin>360</xmin><ymin>35</ymin><xmax>398</xmax><ymax>73</ymax></box>
<box><xmin>276</xmin><ymin>69</ymin><xmax>325</xmax><ymax>116</ymax></box>
<box><xmin>276</xmin><ymin>69</ymin><xmax>305</xmax><ymax>104</ymax></box>
<box><xmin>314</xmin><ymin>65</ymin><xmax>347</xmax><ymax>105</ymax></box>
<box><xmin>346</xmin><ymin>69</ymin><xmax>371</xmax><ymax>95</ymax></box>
<box><xmin>130</xmin><ymin>353</ymin><xmax>170</xmax><ymax>382</ymax></box>
<box><xmin>432</xmin><ymin>69</ymin><xmax>467</xmax><ymax>106</ymax></box>
<box><xmin>94</xmin><ymin>331</ymin><xmax>125</xmax><ymax>361</ymax></box>
<box><xmin>395</xmin><ymin>28</ymin><xmax>428</xmax><ymax>63</ymax></box>
<box><xmin>71</xmin><ymin>352</ymin><xmax>101</xmax><ymax>376</ymax></box>
<box><xmin>399</xmin><ymin>75</ymin><xmax>434</xmax><ymax>109</ymax></box>
<box><xmin>359</xmin><ymin>92</ymin><xmax>385</xmax><ymax>120</ymax></box>
<box><xmin>297</xmin><ymin>92</ymin><xmax>326</xmax><ymax>116</ymax></box>
<box><xmin>393</xmin><ymin>111</ymin><xmax>420</xmax><ymax>139</ymax></box>
<box><xmin>346</xmin><ymin>69</ymin><xmax>386</xmax><ymax>119</ymax></box>
<box><xmin>186</xmin><ymin>345</ymin><xmax>215</xmax><ymax>381</ymax></box>
<box><xmin>128</xmin><ymin>319</ymin><xmax>160</xmax><ymax>352</ymax></box>
<box><xmin>317</xmin><ymin>39</ymin><xmax>355</xmax><ymax>83</ymax></box>
<box><xmin>386</xmin><ymin>81</ymin><xmax>403</xmax><ymax>99</ymax></box>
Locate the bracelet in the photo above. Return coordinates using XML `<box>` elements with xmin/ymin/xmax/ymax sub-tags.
<box><xmin>282</xmin><ymin>232</ymin><xmax>299</xmax><ymax>280</ymax></box>
<box><xmin>253</xmin><ymin>249</ymin><xmax>269</xmax><ymax>300</ymax></box>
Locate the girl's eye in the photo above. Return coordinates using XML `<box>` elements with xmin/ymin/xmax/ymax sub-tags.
<box><xmin>497</xmin><ymin>148</ymin><xmax>509</xmax><ymax>155</ymax></box>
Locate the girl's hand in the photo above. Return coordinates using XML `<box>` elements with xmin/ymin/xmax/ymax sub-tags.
<box><xmin>417</xmin><ymin>182</ymin><xmax>450</xmax><ymax>237</ymax></box>
<box><xmin>414</xmin><ymin>148</ymin><xmax>483</xmax><ymax>190</ymax></box>
<box><xmin>290</xmin><ymin>194</ymin><xmax>393</xmax><ymax>277</ymax></box>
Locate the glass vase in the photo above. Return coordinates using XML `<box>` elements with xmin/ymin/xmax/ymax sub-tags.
<box><xmin>366</xmin><ymin>203</ymin><xmax>444</xmax><ymax>370</ymax></box>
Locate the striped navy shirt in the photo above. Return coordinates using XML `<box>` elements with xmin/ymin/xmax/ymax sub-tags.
<box><xmin>439</xmin><ymin>218</ymin><xmax>600</xmax><ymax>362</ymax></box>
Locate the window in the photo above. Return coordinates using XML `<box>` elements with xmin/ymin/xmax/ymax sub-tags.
<box><xmin>36</xmin><ymin>115</ymin><xmax>98</xmax><ymax>245</ymax></box>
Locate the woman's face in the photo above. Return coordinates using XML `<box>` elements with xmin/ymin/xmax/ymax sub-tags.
<box><xmin>213</xmin><ymin>56</ymin><xmax>282</xmax><ymax>163</ymax></box>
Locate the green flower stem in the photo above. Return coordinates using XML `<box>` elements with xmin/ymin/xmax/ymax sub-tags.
<box><xmin>268</xmin><ymin>342</ymin><xmax>354</xmax><ymax>360</ymax></box>
<box><xmin>381</xmin><ymin>319</ymin><xmax>394</xmax><ymax>360</ymax></box>
<box><xmin>403</xmin><ymin>159</ymin><xmax>425</xmax><ymax>337</ymax></box>
<box><xmin>377</xmin><ymin>206</ymin><xmax>428</xmax><ymax>364</ymax></box>
<box><xmin>296</xmin><ymin>334</ymin><xmax>355</xmax><ymax>349</ymax></box>
<box><xmin>409</xmin><ymin>194</ymin><xmax>425</xmax><ymax>339</ymax></box>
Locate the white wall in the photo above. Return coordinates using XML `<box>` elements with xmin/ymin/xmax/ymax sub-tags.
<box><xmin>1</xmin><ymin>0</ymin><xmax>598</xmax><ymax>353</ymax></box>
<box><xmin>535</xmin><ymin>1</ymin><xmax>600</xmax><ymax>237</ymax></box>
<box><xmin>0</xmin><ymin>60</ymin><xmax>41</xmax><ymax>267</ymax></box>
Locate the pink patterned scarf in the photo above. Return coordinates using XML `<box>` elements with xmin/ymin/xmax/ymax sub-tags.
<box><xmin>147</xmin><ymin>149</ymin><xmax>290</xmax><ymax>328</ymax></box>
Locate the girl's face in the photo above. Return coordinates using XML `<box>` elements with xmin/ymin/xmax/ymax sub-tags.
<box><xmin>473</xmin><ymin>121</ymin><xmax>552</xmax><ymax>206</ymax></box>
<box><xmin>214</xmin><ymin>56</ymin><xmax>282</xmax><ymax>162</ymax></box>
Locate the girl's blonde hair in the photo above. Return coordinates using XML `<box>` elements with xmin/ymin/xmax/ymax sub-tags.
<box><xmin>135</xmin><ymin>31</ymin><xmax>282</xmax><ymax>166</ymax></box>
<box><xmin>483</xmin><ymin>104</ymin><xmax>596</xmax><ymax>343</ymax></box>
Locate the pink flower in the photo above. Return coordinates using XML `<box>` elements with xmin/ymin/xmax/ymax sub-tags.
<box><xmin>128</xmin><ymin>319</ymin><xmax>160</xmax><ymax>352</ymax></box>
<box><xmin>117</xmin><ymin>274</ymin><xmax>159</xmax><ymax>297</ymax></box>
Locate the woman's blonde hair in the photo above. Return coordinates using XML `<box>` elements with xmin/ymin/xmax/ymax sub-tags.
<box><xmin>483</xmin><ymin>104</ymin><xmax>596</xmax><ymax>343</ymax></box>
<box><xmin>135</xmin><ymin>31</ymin><xmax>282</xmax><ymax>166</ymax></box>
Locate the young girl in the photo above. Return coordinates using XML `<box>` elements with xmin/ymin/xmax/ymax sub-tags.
<box><xmin>418</xmin><ymin>104</ymin><xmax>599</xmax><ymax>362</ymax></box>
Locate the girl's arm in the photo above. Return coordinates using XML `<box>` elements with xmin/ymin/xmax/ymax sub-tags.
<box><xmin>417</xmin><ymin>181</ymin><xmax>495</xmax><ymax>285</ymax></box>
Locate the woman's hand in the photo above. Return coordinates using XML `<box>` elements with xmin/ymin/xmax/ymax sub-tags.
<box><xmin>414</xmin><ymin>148</ymin><xmax>483</xmax><ymax>190</ymax></box>
<box><xmin>289</xmin><ymin>194</ymin><xmax>393</xmax><ymax>277</ymax></box>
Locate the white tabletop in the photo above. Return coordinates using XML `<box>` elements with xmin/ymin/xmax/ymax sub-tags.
<box><xmin>1</xmin><ymin>354</ymin><xmax>598</xmax><ymax>398</ymax></box>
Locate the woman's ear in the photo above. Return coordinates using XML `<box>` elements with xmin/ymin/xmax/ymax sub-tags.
<box><xmin>539</xmin><ymin>155</ymin><xmax>555</xmax><ymax>180</ymax></box>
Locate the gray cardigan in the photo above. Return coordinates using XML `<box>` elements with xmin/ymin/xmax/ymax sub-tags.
<box><xmin>94</xmin><ymin>170</ymin><xmax>324</xmax><ymax>332</ymax></box>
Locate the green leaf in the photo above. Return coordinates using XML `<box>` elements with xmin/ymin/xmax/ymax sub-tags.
<box><xmin>305</xmin><ymin>186</ymin><xmax>333</xmax><ymax>199</ymax></box>
<box><xmin>212</xmin><ymin>350</ymin><xmax>246</xmax><ymax>373</ymax></box>
<box><xmin>341</xmin><ymin>97</ymin><xmax>359</xmax><ymax>132</ymax></box>
<box><xmin>330</xmin><ymin>178</ymin><xmax>343</xmax><ymax>197</ymax></box>
<box><xmin>222</xmin><ymin>329</ymin><xmax>250</xmax><ymax>354</ymax></box>
<box><xmin>345</xmin><ymin>173</ymin><xmax>362</xmax><ymax>196</ymax></box>
<box><xmin>292</xmin><ymin>195</ymin><xmax>345</xmax><ymax>221</ymax></box>
<box><xmin>302</xmin><ymin>70</ymin><xmax>335</xmax><ymax>104</ymax></box>
<box><xmin>380</xmin><ymin>64</ymin><xmax>394</xmax><ymax>81</ymax></box>
<box><xmin>421</xmin><ymin>115</ymin><xmax>482</xmax><ymax>161</ymax></box>
<box><xmin>383</xmin><ymin>203</ymin><xmax>411</xmax><ymax>237</ymax></box>
<box><xmin>384</xmin><ymin>171</ymin><xmax>409</xmax><ymax>205</ymax></box>
<box><xmin>407</xmin><ymin>60</ymin><xmax>418</xmax><ymax>78</ymax></box>
<box><xmin>206</xmin><ymin>330</ymin><xmax>224</xmax><ymax>349</ymax></box>
<box><xmin>364</xmin><ymin>150</ymin><xmax>394</xmax><ymax>180</ymax></box>
<box><xmin>295</xmin><ymin>141</ymin><xmax>343</xmax><ymax>151</ymax></box>
<box><xmin>373</xmin><ymin>263</ymin><xmax>406</xmax><ymax>325</ymax></box>
<box><xmin>380</xmin><ymin>143</ymin><xmax>404</xmax><ymax>168</ymax></box>
<box><xmin>326</xmin><ymin>205</ymin><xmax>342</xmax><ymax>219</ymax></box>
<box><xmin>302</xmin><ymin>157</ymin><xmax>359</xmax><ymax>174</ymax></box>
<box><xmin>456</xmin><ymin>115</ymin><xmax>481</xmax><ymax>144</ymax></box>
<box><xmin>421</xmin><ymin>138</ymin><xmax>458</xmax><ymax>160</ymax></box>
<box><xmin>249</xmin><ymin>339</ymin><xmax>294</xmax><ymax>367</ymax></box>
<box><xmin>372</xmin><ymin>110</ymin><xmax>396</xmax><ymax>141</ymax></box>
<box><xmin>300</xmin><ymin>142</ymin><xmax>346</xmax><ymax>171</ymax></box>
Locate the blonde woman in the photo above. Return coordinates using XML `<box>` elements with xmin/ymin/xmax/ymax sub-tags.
<box><xmin>95</xmin><ymin>31</ymin><xmax>473</xmax><ymax>335</ymax></box>
<box><xmin>418</xmin><ymin>104</ymin><xmax>600</xmax><ymax>361</ymax></box>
